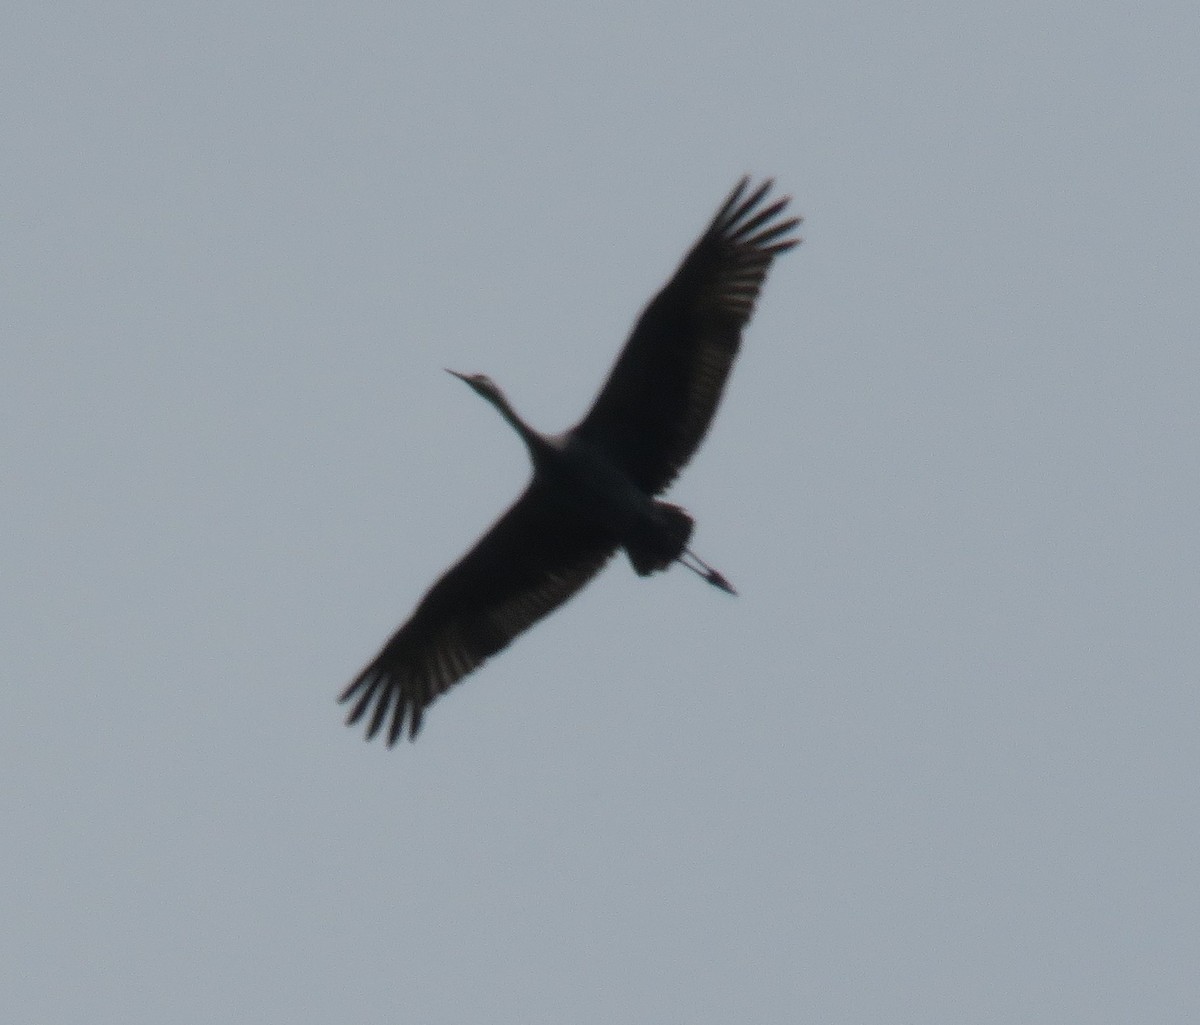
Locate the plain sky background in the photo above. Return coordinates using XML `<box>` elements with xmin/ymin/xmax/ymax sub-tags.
<box><xmin>4</xmin><ymin>2</ymin><xmax>1198</xmax><ymax>1022</ymax></box>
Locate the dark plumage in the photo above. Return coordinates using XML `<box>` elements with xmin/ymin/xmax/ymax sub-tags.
<box><xmin>340</xmin><ymin>178</ymin><xmax>800</xmax><ymax>743</ymax></box>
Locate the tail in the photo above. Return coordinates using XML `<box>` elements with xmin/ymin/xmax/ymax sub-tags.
<box><xmin>625</xmin><ymin>502</ymin><xmax>694</xmax><ymax>576</ymax></box>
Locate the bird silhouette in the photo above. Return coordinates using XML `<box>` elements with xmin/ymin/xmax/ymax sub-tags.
<box><xmin>340</xmin><ymin>178</ymin><xmax>800</xmax><ymax>743</ymax></box>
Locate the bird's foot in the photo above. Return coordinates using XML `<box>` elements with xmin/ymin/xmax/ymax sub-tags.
<box><xmin>679</xmin><ymin>549</ymin><xmax>738</xmax><ymax>595</ymax></box>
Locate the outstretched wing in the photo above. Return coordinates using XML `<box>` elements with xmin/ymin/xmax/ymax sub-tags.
<box><xmin>573</xmin><ymin>178</ymin><xmax>800</xmax><ymax>495</ymax></box>
<box><xmin>340</xmin><ymin>481</ymin><xmax>617</xmax><ymax>744</ymax></box>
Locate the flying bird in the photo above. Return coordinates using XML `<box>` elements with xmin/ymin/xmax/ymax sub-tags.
<box><xmin>340</xmin><ymin>178</ymin><xmax>800</xmax><ymax>743</ymax></box>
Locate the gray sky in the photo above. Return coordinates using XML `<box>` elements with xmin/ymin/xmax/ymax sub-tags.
<box><xmin>4</xmin><ymin>2</ymin><xmax>1198</xmax><ymax>1022</ymax></box>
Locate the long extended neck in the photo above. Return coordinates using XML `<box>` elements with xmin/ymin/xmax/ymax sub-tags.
<box><xmin>481</xmin><ymin>386</ymin><xmax>550</xmax><ymax>461</ymax></box>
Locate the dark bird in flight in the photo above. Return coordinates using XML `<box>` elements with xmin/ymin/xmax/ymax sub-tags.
<box><xmin>340</xmin><ymin>178</ymin><xmax>800</xmax><ymax>743</ymax></box>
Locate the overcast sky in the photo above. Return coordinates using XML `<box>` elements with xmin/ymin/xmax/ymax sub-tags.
<box><xmin>4</xmin><ymin>2</ymin><xmax>1198</xmax><ymax>1022</ymax></box>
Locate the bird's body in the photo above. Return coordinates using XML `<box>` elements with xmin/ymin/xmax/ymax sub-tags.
<box><xmin>340</xmin><ymin>178</ymin><xmax>800</xmax><ymax>743</ymax></box>
<box><xmin>524</xmin><ymin>429</ymin><xmax>674</xmax><ymax>556</ymax></box>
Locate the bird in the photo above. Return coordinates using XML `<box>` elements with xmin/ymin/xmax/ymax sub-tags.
<box><xmin>339</xmin><ymin>177</ymin><xmax>800</xmax><ymax>743</ymax></box>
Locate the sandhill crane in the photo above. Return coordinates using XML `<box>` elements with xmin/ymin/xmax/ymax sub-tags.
<box><xmin>340</xmin><ymin>178</ymin><xmax>800</xmax><ymax>743</ymax></box>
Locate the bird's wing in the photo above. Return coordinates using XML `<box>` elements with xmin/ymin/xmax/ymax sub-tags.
<box><xmin>573</xmin><ymin>178</ymin><xmax>800</xmax><ymax>495</ymax></box>
<box><xmin>340</xmin><ymin>481</ymin><xmax>617</xmax><ymax>743</ymax></box>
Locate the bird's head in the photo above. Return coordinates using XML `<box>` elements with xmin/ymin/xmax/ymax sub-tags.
<box><xmin>445</xmin><ymin>369</ymin><xmax>504</xmax><ymax>406</ymax></box>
